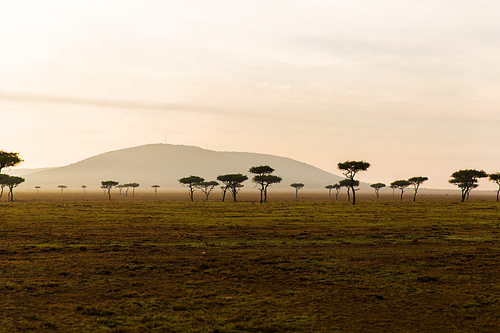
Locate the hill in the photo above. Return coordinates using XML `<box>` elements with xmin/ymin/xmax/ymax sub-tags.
<box><xmin>20</xmin><ymin>144</ymin><xmax>357</xmax><ymax>190</ymax></box>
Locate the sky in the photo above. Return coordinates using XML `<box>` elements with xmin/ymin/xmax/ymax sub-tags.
<box><xmin>1</xmin><ymin>0</ymin><xmax>500</xmax><ymax>189</ymax></box>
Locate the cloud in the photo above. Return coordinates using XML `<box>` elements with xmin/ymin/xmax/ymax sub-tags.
<box><xmin>0</xmin><ymin>90</ymin><xmax>226</xmax><ymax>115</ymax></box>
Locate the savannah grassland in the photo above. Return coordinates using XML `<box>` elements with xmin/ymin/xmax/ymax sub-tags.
<box><xmin>1</xmin><ymin>191</ymin><xmax>500</xmax><ymax>332</ymax></box>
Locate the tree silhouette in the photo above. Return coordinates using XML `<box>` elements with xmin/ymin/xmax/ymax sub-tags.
<box><xmin>128</xmin><ymin>183</ymin><xmax>140</xmax><ymax>197</ymax></box>
<box><xmin>390</xmin><ymin>184</ymin><xmax>397</xmax><ymax>197</ymax></box>
<box><xmin>58</xmin><ymin>185</ymin><xmax>67</xmax><ymax>194</ymax></box>
<box><xmin>35</xmin><ymin>186</ymin><xmax>41</xmax><ymax>194</ymax></box>
<box><xmin>101</xmin><ymin>180</ymin><xmax>119</xmax><ymax>201</ymax></box>
<box><xmin>198</xmin><ymin>181</ymin><xmax>219</xmax><ymax>200</ymax></box>
<box><xmin>81</xmin><ymin>185</ymin><xmax>87</xmax><ymax>194</ymax></box>
<box><xmin>1</xmin><ymin>176</ymin><xmax>25</xmax><ymax>201</ymax></box>
<box><xmin>333</xmin><ymin>184</ymin><xmax>342</xmax><ymax>200</ymax></box>
<box><xmin>391</xmin><ymin>180</ymin><xmax>411</xmax><ymax>201</ymax></box>
<box><xmin>0</xmin><ymin>174</ymin><xmax>7</xmax><ymax>199</ymax></box>
<box><xmin>178</xmin><ymin>176</ymin><xmax>204</xmax><ymax>201</ymax></box>
<box><xmin>249</xmin><ymin>165</ymin><xmax>282</xmax><ymax>203</ymax></box>
<box><xmin>449</xmin><ymin>169</ymin><xmax>488</xmax><ymax>202</ymax></box>
<box><xmin>117</xmin><ymin>184</ymin><xmax>124</xmax><ymax>195</ymax></box>
<box><xmin>0</xmin><ymin>151</ymin><xmax>23</xmax><ymax>174</ymax></box>
<box><xmin>290</xmin><ymin>183</ymin><xmax>304</xmax><ymax>199</ymax></box>
<box><xmin>151</xmin><ymin>185</ymin><xmax>160</xmax><ymax>195</ymax></box>
<box><xmin>408</xmin><ymin>176</ymin><xmax>428</xmax><ymax>202</ymax></box>
<box><xmin>337</xmin><ymin>161</ymin><xmax>370</xmax><ymax>205</ymax></box>
<box><xmin>370</xmin><ymin>183</ymin><xmax>386</xmax><ymax>199</ymax></box>
<box><xmin>489</xmin><ymin>173</ymin><xmax>500</xmax><ymax>202</ymax></box>
<box><xmin>325</xmin><ymin>185</ymin><xmax>335</xmax><ymax>198</ymax></box>
<box><xmin>217</xmin><ymin>174</ymin><xmax>248</xmax><ymax>202</ymax></box>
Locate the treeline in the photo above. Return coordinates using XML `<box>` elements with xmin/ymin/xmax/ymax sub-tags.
<box><xmin>2</xmin><ymin>151</ymin><xmax>500</xmax><ymax>203</ymax></box>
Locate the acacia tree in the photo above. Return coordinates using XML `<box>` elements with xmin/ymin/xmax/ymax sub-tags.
<box><xmin>58</xmin><ymin>185</ymin><xmax>67</xmax><ymax>194</ymax></box>
<box><xmin>325</xmin><ymin>185</ymin><xmax>335</xmax><ymax>198</ymax></box>
<box><xmin>290</xmin><ymin>183</ymin><xmax>304</xmax><ymax>199</ymax></box>
<box><xmin>370</xmin><ymin>183</ymin><xmax>386</xmax><ymax>199</ymax></box>
<box><xmin>408</xmin><ymin>176</ymin><xmax>428</xmax><ymax>202</ymax></box>
<box><xmin>449</xmin><ymin>169</ymin><xmax>488</xmax><ymax>202</ymax></box>
<box><xmin>178</xmin><ymin>176</ymin><xmax>204</xmax><ymax>201</ymax></box>
<box><xmin>0</xmin><ymin>151</ymin><xmax>23</xmax><ymax>174</ymax></box>
<box><xmin>130</xmin><ymin>183</ymin><xmax>140</xmax><ymax>197</ymax></box>
<box><xmin>1</xmin><ymin>176</ymin><xmax>25</xmax><ymax>201</ymax></box>
<box><xmin>35</xmin><ymin>186</ymin><xmax>41</xmax><ymax>194</ymax></box>
<box><xmin>333</xmin><ymin>184</ymin><xmax>342</xmax><ymax>200</ymax></box>
<box><xmin>337</xmin><ymin>161</ymin><xmax>370</xmax><ymax>205</ymax></box>
<box><xmin>339</xmin><ymin>179</ymin><xmax>359</xmax><ymax>202</ymax></box>
<box><xmin>117</xmin><ymin>184</ymin><xmax>124</xmax><ymax>195</ymax></box>
<box><xmin>489</xmin><ymin>173</ymin><xmax>500</xmax><ymax>202</ymax></box>
<box><xmin>101</xmin><ymin>180</ymin><xmax>119</xmax><ymax>201</ymax></box>
<box><xmin>391</xmin><ymin>180</ymin><xmax>411</xmax><ymax>201</ymax></box>
<box><xmin>197</xmin><ymin>181</ymin><xmax>219</xmax><ymax>201</ymax></box>
<box><xmin>81</xmin><ymin>185</ymin><xmax>87</xmax><ymax>194</ymax></box>
<box><xmin>0</xmin><ymin>174</ymin><xmax>7</xmax><ymax>199</ymax></box>
<box><xmin>151</xmin><ymin>185</ymin><xmax>160</xmax><ymax>195</ymax></box>
<box><xmin>249</xmin><ymin>165</ymin><xmax>282</xmax><ymax>203</ymax></box>
<box><xmin>390</xmin><ymin>184</ymin><xmax>397</xmax><ymax>197</ymax></box>
<box><xmin>217</xmin><ymin>174</ymin><xmax>248</xmax><ymax>202</ymax></box>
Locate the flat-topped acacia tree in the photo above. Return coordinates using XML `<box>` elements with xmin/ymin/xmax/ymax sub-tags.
<box><xmin>249</xmin><ymin>165</ymin><xmax>282</xmax><ymax>203</ymax></box>
<box><xmin>178</xmin><ymin>176</ymin><xmax>204</xmax><ymax>201</ymax></box>
<box><xmin>101</xmin><ymin>180</ymin><xmax>119</xmax><ymax>201</ymax></box>
<box><xmin>217</xmin><ymin>174</ymin><xmax>248</xmax><ymax>202</ymax></box>
<box><xmin>81</xmin><ymin>185</ymin><xmax>87</xmax><ymax>194</ymax></box>
<box><xmin>337</xmin><ymin>160</ymin><xmax>370</xmax><ymax>205</ymax></box>
<box><xmin>1</xmin><ymin>176</ymin><xmax>25</xmax><ymax>201</ymax></box>
<box><xmin>339</xmin><ymin>179</ymin><xmax>359</xmax><ymax>202</ymax></box>
<box><xmin>408</xmin><ymin>176</ymin><xmax>428</xmax><ymax>202</ymax></box>
<box><xmin>489</xmin><ymin>173</ymin><xmax>500</xmax><ymax>202</ymax></box>
<box><xmin>290</xmin><ymin>183</ymin><xmax>304</xmax><ymax>199</ymax></box>
<box><xmin>370</xmin><ymin>183</ymin><xmax>386</xmax><ymax>199</ymax></box>
<box><xmin>449</xmin><ymin>169</ymin><xmax>488</xmax><ymax>202</ymax></box>
<box><xmin>58</xmin><ymin>185</ymin><xmax>67</xmax><ymax>194</ymax></box>
<box><xmin>35</xmin><ymin>186</ymin><xmax>41</xmax><ymax>194</ymax></box>
<box><xmin>325</xmin><ymin>185</ymin><xmax>335</xmax><ymax>198</ymax></box>
<box><xmin>391</xmin><ymin>180</ymin><xmax>411</xmax><ymax>201</ymax></box>
<box><xmin>123</xmin><ymin>182</ymin><xmax>140</xmax><ymax>197</ymax></box>
<box><xmin>151</xmin><ymin>185</ymin><xmax>160</xmax><ymax>195</ymax></box>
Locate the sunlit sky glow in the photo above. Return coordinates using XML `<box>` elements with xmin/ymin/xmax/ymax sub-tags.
<box><xmin>2</xmin><ymin>0</ymin><xmax>499</xmax><ymax>189</ymax></box>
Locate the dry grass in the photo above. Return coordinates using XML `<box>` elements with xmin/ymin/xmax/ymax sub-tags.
<box><xmin>1</xmin><ymin>197</ymin><xmax>500</xmax><ymax>332</ymax></box>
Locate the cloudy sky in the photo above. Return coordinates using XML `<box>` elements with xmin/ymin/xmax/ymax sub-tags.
<box><xmin>1</xmin><ymin>1</ymin><xmax>499</xmax><ymax>189</ymax></box>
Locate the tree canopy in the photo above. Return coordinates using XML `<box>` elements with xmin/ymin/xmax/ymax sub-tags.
<box><xmin>101</xmin><ymin>180</ymin><xmax>119</xmax><ymax>200</ymax></box>
<box><xmin>0</xmin><ymin>175</ymin><xmax>25</xmax><ymax>201</ymax></box>
<box><xmin>217</xmin><ymin>174</ymin><xmax>248</xmax><ymax>202</ymax></box>
<box><xmin>0</xmin><ymin>151</ymin><xmax>23</xmax><ymax>173</ymax></box>
<box><xmin>370</xmin><ymin>183</ymin><xmax>386</xmax><ymax>198</ymax></box>
<box><xmin>249</xmin><ymin>165</ymin><xmax>282</xmax><ymax>203</ymax></box>
<box><xmin>337</xmin><ymin>160</ymin><xmax>370</xmax><ymax>205</ymax></box>
<box><xmin>408</xmin><ymin>176</ymin><xmax>428</xmax><ymax>202</ymax></box>
<box><xmin>449</xmin><ymin>169</ymin><xmax>488</xmax><ymax>202</ymax></box>
<box><xmin>290</xmin><ymin>183</ymin><xmax>304</xmax><ymax>199</ymax></box>
<box><xmin>391</xmin><ymin>180</ymin><xmax>411</xmax><ymax>201</ymax></box>
<box><xmin>197</xmin><ymin>181</ymin><xmax>219</xmax><ymax>201</ymax></box>
<box><xmin>178</xmin><ymin>176</ymin><xmax>204</xmax><ymax>201</ymax></box>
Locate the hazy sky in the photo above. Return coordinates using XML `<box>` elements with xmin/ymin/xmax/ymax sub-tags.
<box><xmin>2</xmin><ymin>1</ymin><xmax>499</xmax><ymax>189</ymax></box>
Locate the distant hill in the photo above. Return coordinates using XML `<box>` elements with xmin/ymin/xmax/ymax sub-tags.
<box><xmin>20</xmin><ymin>144</ymin><xmax>360</xmax><ymax>190</ymax></box>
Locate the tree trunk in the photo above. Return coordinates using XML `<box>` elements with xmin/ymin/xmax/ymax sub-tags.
<box><xmin>295</xmin><ymin>189</ymin><xmax>298</xmax><ymax>199</ymax></box>
<box><xmin>400</xmin><ymin>190</ymin><xmax>404</xmax><ymax>201</ymax></box>
<box><xmin>497</xmin><ymin>189</ymin><xmax>499</xmax><ymax>202</ymax></box>
<box><xmin>107</xmin><ymin>189</ymin><xmax>111</xmax><ymax>201</ymax></box>
<box><xmin>351</xmin><ymin>185</ymin><xmax>356</xmax><ymax>205</ymax></box>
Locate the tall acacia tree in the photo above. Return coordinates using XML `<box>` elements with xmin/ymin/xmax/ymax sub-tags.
<box><xmin>370</xmin><ymin>183</ymin><xmax>386</xmax><ymax>199</ymax></box>
<box><xmin>449</xmin><ymin>169</ymin><xmax>488</xmax><ymax>202</ymax></box>
<box><xmin>337</xmin><ymin>161</ymin><xmax>370</xmax><ymax>205</ymax></box>
<box><xmin>217</xmin><ymin>173</ymin><xmax>248</xmax><ymax>202</ymax></box>
<box><xmin>249</xmin><ymin>165</ymin><xmax>282</xmax><ymax>203</ymax></box>
<box><xmin>290</xmin><ymin>183</ymin><xmax>304</xmax><ymax>199</ymax></box>
<box><xmin>489</xmin><ymin>173</ymin><xmax>500</xmax><ymax>202</ymax></box>
<box><xmin>101</xmin><ymin>180</ymin><xmax>119</xmax><ymax>201</ymax></box>
<box><xmin>178</xmin><ymin>176</ymin><xmax>204</xmax><ymax>201</ymax></box>
<box><xmin>408</xmin><ymin>176</ymin><xmax>428</xmax><ymax>202</ymax></box>
<box><xmin>0</xmin><ymin>151</ymin><xmax>23</xmax><ymax>174</ymax></box>
<box><xmin>391</xmin><ymin>180</ymin><xmax>411</xmax><ymax>201</ymax></box>
<box><xmin>35</xmin><ymin>186</ymin><xmax>41</xmax><ymax>194</ymax></box>
<box><xmin>81</xmin><ymin>185</ymin><xmax>87</xmax><ymax>194</ymax></box>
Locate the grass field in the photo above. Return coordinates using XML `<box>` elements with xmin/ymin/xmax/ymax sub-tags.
<box><xmin>1</xmin><ymin>193</ymin><xmax>500</xmax><ymax>332</ymax></box>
